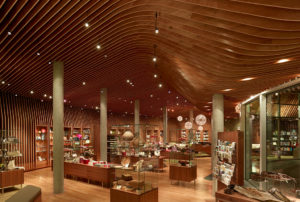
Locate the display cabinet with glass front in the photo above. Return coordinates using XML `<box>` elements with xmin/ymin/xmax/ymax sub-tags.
<box><xmin>35</xmin><ymin>126</ymin><xmax>49</xmax><ymax>168</ymax></box>
<box><xmin>110</xmin><ymin>124</ymin><xmax>158</xmax><ymax>202</ymax></box>
<box><xmin>169</xmin><ymin>129</ymin><xmax>197</xmax><ymax>184</ymax></box>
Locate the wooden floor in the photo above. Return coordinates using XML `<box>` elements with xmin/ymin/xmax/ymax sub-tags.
<box><xmin>22</xmin><ymin>157</ymin><xmax>214</xmax><ymax>202</ymax></box>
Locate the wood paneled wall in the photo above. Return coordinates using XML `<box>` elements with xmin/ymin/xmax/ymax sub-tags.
<box><xmin>0</xmin><ymin>91</ymin><xmax>99</xmax><ymax>171</ymax></box>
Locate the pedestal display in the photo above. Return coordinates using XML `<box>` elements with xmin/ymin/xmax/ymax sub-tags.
<box><xmin>168</xmin><ymin>129</ymin><xmax>197</xmax><ymax>185</ymax></box>
<box><xmin>109</xmin><ymin>124</ymin><xmax>159</xmax><ymax>202</ymax></box>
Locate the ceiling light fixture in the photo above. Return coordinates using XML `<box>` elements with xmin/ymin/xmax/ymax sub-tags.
<box><xmin>276</xmin><ymin>58</ymin><xmax>290</xmax><ymax>64</ymax></box>
<box><xmin>30</xmin><ymin>90</ymin><xmax>34</xmax><ymax>94</ymax></box>
<box><xmin>1</xmin><ymin>81</ymin><xmax>5</xmax><ymax>84</ymax></box>
<box><xmin>126</xmin><ymin>79</ymin><xmax>130</xmax><ymax>83</ymax></box>
<box><xmin>36</xmin><ymin>52</ymin><xmax>40</xmax><ymax>56</ymax></box>
<box><xmin>49</xmin><ymin>96</ymin><xmax>52</xmax><ymax>99</ymax></box>
<box><xmin>158</xmin><ymin>83</ymin><xmax>163</xmax><ymax>88</ymax></box>
<box><xmin>82</xmin><ymin>81</ymin><xmax>86</xmax><ymax>85</ymax></box>
<box><xmin>48</xmin><ymin>61</ymin><xmax>52</xmax><ymax>65</ymax></box>
<box><xmin>222</xmin><ymin>89</ymin><xmax>232</xmax><ymax>92</ymax></box>
<box><xmin>84</xmin><ymin>22</ymin><xmax>89</xmax><ymax>27</ymax></box>
<box><xmin>15</xmin><ymin>94</ymin><xmax>17</xmax><ymax>97</ymax></box>
<box><xmin>154</xmin><ymin>74</ymin><xmax>157</xmax><ymax>78</ymax></box>
<box><xmin>154</xmin><ymin>11</ymin><xmax>159</xmax><ymax>34</ymax></box>
<box><xmin>153</xmin><ymin>57</ymin><xmax>157</xmax><ymax>62</ymax></box>
<box><xmin>240</xmin><ymin>77</ymin><xmax>254</xmax><ymax>81</ymax></box>
<box><xmin>7</xmin><ymin>31</ymin><xmax>11</xmax><ymax>35</ymax></box>
<box><xmin>96</xmin><ymin>44</ymin><xmax>101</xmax><ymax>49</ymax></box>
<box><xmin>44</xmin><ymin>94</ymin><xmax>47</xmax><ymax>97</ymax></box>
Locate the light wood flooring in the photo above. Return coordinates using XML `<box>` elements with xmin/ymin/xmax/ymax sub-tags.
<box><xmin>10</xmin><ymin>157</ymin><xmax>214</xmax><ymax>202</ymax></box>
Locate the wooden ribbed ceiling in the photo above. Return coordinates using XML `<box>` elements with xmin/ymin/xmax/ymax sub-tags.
<box><xmin>0</xmin><ymin>0</ymin><xmax>300</xmax><ymax>117</ymax></box>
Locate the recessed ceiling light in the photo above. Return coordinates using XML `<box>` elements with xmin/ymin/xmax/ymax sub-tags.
<box><xmin>168</xmin><ymin>90</ymin><xmax>171</xmax><ymax>94</ymax></box>
<box><xmin>154</xmin><ymin>74</ymin><xmax>157</xmax><ymax>78</ymax></box>
<box><xmin>84</xmin><ymin>22</ymin><xmax>89</xmax><ymax>27</ymax></box>
<box><xmin>222</xmin><ymin>89</ymin><xmax>232</xmax><ymax>92</ymax></box>
<box><xmin>48</xmin><ymin>61</ymin><xmax>52</xmax><ymax>64</ymax></box>
<box><xmin>49</xmin><ymin>96</ymin><xmax>52</xmax><ymax>99</ymax></box>
<box><xmin>176</xmin><ymin>103</ymin><xmax>179</xmax><ymax>106</ymax></box>
<box><xmin>126</xmin><ymin>79</ymin><xmax>130</xmax><ymax>83</ymax></box>
<box><xmin>104</xmin><ymin>55</ymin><xmax>107</xmax><ymax>58</ymax></box>
<box><xmin>153</xmin><ymin>57</ymin><xmax>157</xmax><ymax>62</ymax></box>
<box><xmin>176</xmin><ymin>96</ymin><xmax>179</xmax><ymax>99</ymax></box>
<box><xmin>44</xmin><ymin>94</ymin><xmax>47</xmax><ymax>97</ymax></box>
<box><xmin>64</xmin><ymin>99</ymin><xmax>67</xmax><ymax>103</ymax></box>
<box><xmin>96</xmin><ymin>45</ymin><xmax>101</xmax><ymax>49</ymax></box>
<box><xmin>276</xmin><ymin>58</ymin><xmax>290</xmax><ymax>64</ymax></box>
<box><xmin>150</xmin><ymin>94</ymin><xmax>153</xmax><ymax>98</ymax></box>
<box><xmin>7</xmin><ymin>31</ymin><xmax>11</xmax><ymax>35</ymax></box>
<box><xmin>275</xmin><ymin>92</ymin><xmax>279</xmax><ymax>96</ymax></box>
<box><xmin>240</xmin><ymin>77</ymin><xmax>254</xmax><ymax>81</ymax></box>
<box><xmin>30</xmin><ymin>90</ymin><xmax>34</xmax><ymax>94</ymax></box>
<box><xmin>95</xmin><ymin>106</ymin><xmax>99</xmax><ymax>110</ymax></box>
<box><xmin>155</xmin><ymin>29</ymin><xmax>159</xmax><ymax>34</ymax></box>
<box><xmin>41</xmin><ymin>99</ymin><xmax>44</xmax><ymax>102</ymax></box>
<box><xmin>158</xmin><ymin>83</ymin><xmax>162</xmax><ymax>88</ymax></box>
<box><xmin>36</xmin><ymin>52</ymin><xmax>40</xmax><ymax>56</ymax></box>
<box><xmin>185</xmin><ymin>100</ymin><xmax>187</xmax><ymax>102</ymax></box>
<box><xmin>1</xmin><ymin>81</ymin><xmax>5</xmax><ymax>84</ymax></box>
<box><xmin>208</xmin><ymin>101</ymin><xmax>212</xmax><ymax>104</ymax></box>
<box><xmin>15</xmin><ymin>94</ymin><xmax>17</xmax><ymax>97</ymax></box>
<box><xmin>204</xmin><ymin>106</ymin><xmax>209</xmax><ymax>108</ymax></box>
<box><xmin>82</xmin><ymin>81</ymin><xmax>86</xmax><ymax>85</ymax></box>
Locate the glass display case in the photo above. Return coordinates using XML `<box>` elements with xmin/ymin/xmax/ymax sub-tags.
<box><xmin>110</xmin><ymin>124</ymin><xmax>159</xmax><ymax>202</ymax></box>
<box><xmin>0</xmin><ymin>129</ymin><xmax>22</xmax><ymax>170</ymax></box>
<box><xmin>168</xmin><ymin>129</ymin><xmax>197</xmax><ymax>184</ymax></box>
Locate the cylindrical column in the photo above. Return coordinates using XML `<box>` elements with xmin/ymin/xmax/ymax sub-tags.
<box><xmin>53</xmin><ymin>61</ymin><xmax>64</xmax><ymax>194</ymax></box>
<box><xmin>259</xmin><ymin>95</ymin><xmax>267</xmax><ymax>172</ymax></box>
<box><xmin>100</xmin><ymin>88</ymin><xmax>107</xmax><ymax>161</ymax></box>
<box><xmin>134</xmin><ymin>100</ymin><xmax>140</xmax><ymax>135</ymax></box>
<box><xmin>163</xmin><ymin>107</ymin><xmax>168</xmax><ymax>143</ymax></box>
<box><xmin>212</xmin><ymin>94</ymin><xmax>224</xmax><ymax>194</ymax></box>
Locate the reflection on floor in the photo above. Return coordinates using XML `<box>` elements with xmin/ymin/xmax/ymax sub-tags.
<box><xmin>22</xmin><ymin>157</ymin><xmax>214</xmax><ymax>202</ymax></box>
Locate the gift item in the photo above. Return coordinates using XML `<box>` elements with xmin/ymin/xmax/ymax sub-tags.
<box><xmin>178</xmin><ymin>160</ymin><xmax>189</xmax><ymax>166</ymax></box>
<box><xmin>122</xmin><ymin>174</ymin><xmax>133</xmax><ymax>181</ymax></box>
<box><xmin>121</xmin><ymin>157</ymin><xmax>130</xmax><ymax>167</ymax></box>
<box><xmin>133</xmin><ymin>160</ymin><xmax>144</xmax><ymax>171</ymax></box>
<box><xmin>7</xmin><ymin>160</ymin><xmax>15</xmax><ymax>170</ymax></box>
<box><xmin>128</xmin><ymin>180</ymin><xmax>145</xmax><ymax>190</ymax></box>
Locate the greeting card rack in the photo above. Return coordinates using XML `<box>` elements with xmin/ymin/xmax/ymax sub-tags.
<box><xmin>216</xmin><ymin>131</ymin><xmax>244</xmax><ymax>190</ymax></box>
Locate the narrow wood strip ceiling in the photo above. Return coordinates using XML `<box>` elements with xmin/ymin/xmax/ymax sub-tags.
<box><xmin>0</xmin><ymin>0</ymin><xmax>300</xmax><ymax>117</ymax></box>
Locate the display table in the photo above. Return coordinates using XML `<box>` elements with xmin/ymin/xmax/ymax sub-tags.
<box><xmin>169</xmin><ymin>165</ymin><xmax>197</xmax><ymax>183</ymax></box>
<box><xmin>215</xmin><ymin>189</ymin><xmax>257</xmax><ymax>202</ymax></box>
<box><xmin>110</xmin><ymin>187</ymin><xmax>158</xmax><ymax>202</ymax></box>
<box><xmin>64</xmin><ymin>162</ymin><xmax>115</xmax><ymax>187</ymax></box>
<box><xmin>0</xmin><ymin>169</ymin><xmax>24</xmax><ymax>194</ymax></box>
<box><xmin>191</xmin><ymin>143</ymin><xmax>211</xmax><ymax>155</ymax></box>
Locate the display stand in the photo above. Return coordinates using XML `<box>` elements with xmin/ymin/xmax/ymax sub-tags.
<box><xmin>191</xmin><ymin>143</ymin><xmax>211</xmax><ymax>155</ymax></box>
<box><xmin>169</xmin><ymin>164</ymin><xmax>197</xmax><ymax>184</ymax></box>
<box><xmin>217</xmin><ymin>131</ymin><xmax>244</xmax><ymax>190</ymax></box>
<box><xmin>0</xmin><ymin>169</ymin><xmax>24</xmax><ymax>194</ymax></box>
<box><xmin>110</xmin><ymin>187</ymin><xmax>158</xmax><ymax>202</ymax></box>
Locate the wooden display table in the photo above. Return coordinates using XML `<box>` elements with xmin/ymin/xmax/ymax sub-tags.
<box><xmin>110</xmin><ymin>187</ymin><xmax>158</xmax><ymax>202</ymax></box>
<box><xmin>215</xmin><ymin>189</ymin><xmax>257</xmax><ymax>202</ymax></box>
<box><xmin>191</xmin><ymin>143</ymin><xmax>211</xmax><ymax>155</ymax></box>
<box><xmin>169</xmin><ymin>165</ymin><xmax>197</xmax><ymax>183</ymax></box>
<box><xmin>64</xmin><ymin>162</ymin><xmax>115</xmax><ymax>187</ymax></box>
<box><xmin>0</xmin><ymin>169</ymin><xmax>24</xmax><ymax>194</ymax></box>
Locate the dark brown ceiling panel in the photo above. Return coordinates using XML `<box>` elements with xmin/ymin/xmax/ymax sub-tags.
<box><xmin>1</xmin><ymin>0</ymin><xmax>300</xmax><ymax>118</ymax></box>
